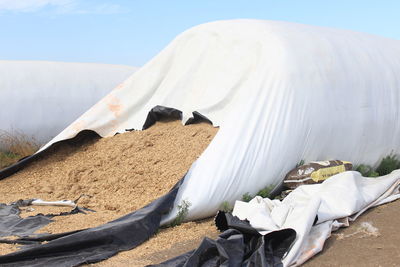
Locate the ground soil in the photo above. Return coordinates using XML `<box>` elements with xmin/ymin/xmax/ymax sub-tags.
<box><xmin>304</xmin><ymin>199</ymin><xmax>400</xmax><ymax>267</ymax></box>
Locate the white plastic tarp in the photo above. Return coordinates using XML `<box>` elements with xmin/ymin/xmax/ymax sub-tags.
<box><xmin>232</xmin><ymin>171</ymin><xmax>400</xmax><ymax>266</ymax></box>
<box><xmin>0</xmin><ymin>60</ymin><xmax>137</xmax><ymax>147</ymax></box>
<box><xmin>38</xmin><ymin>19</ymin><xmax>400</xmax><ymax>221</ymax></box>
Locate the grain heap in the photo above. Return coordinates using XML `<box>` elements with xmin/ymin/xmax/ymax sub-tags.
<box><xmin>0</xmin><ymin>120</ymin><xmax>218</xmax><ymax>255</ymax></box>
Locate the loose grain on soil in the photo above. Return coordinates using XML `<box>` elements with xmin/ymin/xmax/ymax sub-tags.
<box><xmin>0</xmin><ymin>120</ymin><xmax>217</xmax><ymax>241</ymax></box>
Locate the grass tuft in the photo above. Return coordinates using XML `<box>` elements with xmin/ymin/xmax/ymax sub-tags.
<box><xmin>355</xmin><ymin>164</ymin><xmax>379</xmax><ymax>177</ymax></box>
<box><xmin>241</xmin><ymin>192</ymin><xmax>253</xmax><ymax>202</ymax></box>
<box><xmin>355</xmin><ymin>153</ymin><xmax>400</xmax><ymax>177</ymax></box>
<box><xmin>219</xmin><ymin>201</ymin><xmax>233</xmax><ymax>212</ymax></box>
<box><xmin>169</xmin><ymin>200</ymin><xmax>191</xmax><ymax>227</ymax></box>
<box><xmin>0</xmin><ymin>130</ymin><xmax>40</xmax><ymax>169</ymax></box>
<box><xmin>256</xmin><ymin>185</ymin><xmax>274</xmax><ymax>198</ymax></box>
<box><xmin>375</xmin><ymin>154</ymin><xmax>400</xmax><ymax>176</ymax></box>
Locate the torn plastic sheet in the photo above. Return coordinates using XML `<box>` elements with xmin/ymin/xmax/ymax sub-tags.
<box><xmin>0</xmin><ymin>202</ymin><xmax>52</xmax><ymax>238</ymax></box>
<box><xmin>0</xmin><ymin>199</ymin><xmax>86</xmax><ymax>238</ymax></box>
<box><xmin>0</xmin><ymin>179</ymin><xmax>183</xmax><ymax>267</ymax></box>
<box><xmin>151</xmin><ymin>212</ymin><xmax>296</xmax><ymax>267</ymax></box>
<box><xmin>230</xmin><ymin>171</ymin><xmax>400</xmax><ymax>266</ymax></box>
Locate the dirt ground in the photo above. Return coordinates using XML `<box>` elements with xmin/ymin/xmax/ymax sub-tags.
<box><xmin>304</xmin><ymin>199</ymin><xmax>400</xmax><ymax>267</ymax></box>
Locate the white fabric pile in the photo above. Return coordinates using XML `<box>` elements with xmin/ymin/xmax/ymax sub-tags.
<box><xmin>232</xmin><ymin>171</ymin><xmax>400</xmax><ymax>266</ymax></box>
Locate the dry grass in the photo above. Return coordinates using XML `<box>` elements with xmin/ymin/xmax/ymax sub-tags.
<box><xmin>0</xmin><ymin>130</ymin><xmax>40</xmax><ymax>169</ymax></box>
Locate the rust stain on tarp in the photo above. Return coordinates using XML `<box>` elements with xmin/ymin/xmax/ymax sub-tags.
<box><xmin>113</xmin><ymin>83</ymin><xmax>125</xmax><ymax>91</ymax></box>
<box><xmin>71</xmin><ymin>121</ymin><xmax>85</xmax><ymax>132</ymax></box>
<box><xmin>107</xmin><ymin>96</ymin><xmax>122</xmax><ymax>118</ymax></box>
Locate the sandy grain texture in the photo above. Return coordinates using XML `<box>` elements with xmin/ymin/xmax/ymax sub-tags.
<box><xmin>0</xmin><ymin>120</ymin><xmax>217</xmax><ymax>239</ymax></box>
<box><xmin>91</xmin><ymin>218</ymin><xmax>220</xmax><ymax>267</ymax></box>
<box><xmin>0</xmin><ymin>243</ymin><xmax>19</xmax><ymax>255</ymax></box>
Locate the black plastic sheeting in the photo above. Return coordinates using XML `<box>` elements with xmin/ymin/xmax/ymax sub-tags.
<box><xmin>0</xmin><ymin>179</ymin><xmax>183</xmax><ymax>267</ymax></box>
<box><xmin>142</xmin><ymin>106</ymin><xmax>213</xmax><ymax>130</ymax></box>
<box><xmin>0</xmin><ymin>199</ymin><xmax>91</xmax><ymax>238</ymax></box>
<box><xmin>151</xmin><ymin>212</ymin><xmax>296</xmax><ymax>267</ymax></box>
<box><xmin>0</xmin><ymin>201</ymin><xmax>52</xmax><ymax>237</ymax></box>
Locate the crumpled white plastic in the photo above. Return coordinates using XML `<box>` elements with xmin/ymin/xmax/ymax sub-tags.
<box><xmin>231</xmin><ymin>170</ymin><xmax>400</xmax><ymax>266</ymax></box>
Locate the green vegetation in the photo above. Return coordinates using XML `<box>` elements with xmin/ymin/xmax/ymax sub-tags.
<box><xmin>241</xmin><ymin>185</ymin><xmax>274</xmax><ymax>203</ymax></box>
<box><xmin>256</xmin><ymin>185</ymin><xmax>274</xmax><ymax>198</ymax></box>
<box><xmin>355</xmin><ymin>164</ymin><xmax>379</xmax><ymax>177</ymax></box>
<box><xmin>229</xmin><ymin>154</ymin><xmax>400</xmax><ymax>212</ymax></box>
<box><xmin>241</xmin><ymin>192</ymin><xmax>253</xmax><ymax>202</ymax></box>
<box><xmin>354</xmin><ymin>153</ymin><xmax>400</xmax><ymax>177</ymax></box>
<box><xmin>296</xmin><ymin>159</ymin><xmax>305</xmax><ymax>168</ymax></box>
<box><xmin>219</xmin><ymin>201</ymin><xmax>233</xmax><ymax>212</ymax></box>
<box><xmin>169</xmin><ymin>200</ymin><xmax>191</xmax><ymax>227</ymax></box>
<box><xmin>0</xmin><ymin>151</ymin><xmax>21</xmax><ymax>169</ymax></box>
<box><xmin>375</xmin><ymin>154</ymin><xmax>400</xmax><ymax>176</ymax></box>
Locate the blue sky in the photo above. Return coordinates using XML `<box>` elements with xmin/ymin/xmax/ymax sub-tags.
<box><xmin>1</xmin><ymin>0</ymin><xmax>399</xmax><ymax>67</ymax></box>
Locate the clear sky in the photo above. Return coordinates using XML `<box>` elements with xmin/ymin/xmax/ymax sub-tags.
<box><xmin>1</xmin><ymin>0</ymin><xmax>399</xmax><ymax>67</ymax></box>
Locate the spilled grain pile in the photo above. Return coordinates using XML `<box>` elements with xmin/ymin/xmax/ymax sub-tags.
<box><xmin>92</xmin><ymin>218</ymin><xmax>219</xmax><ymax>267</ymax></box>
<box><xmin>0</xmin><ymin>120</ymin><xmax>218</xmax><ymax>250</ymax></box>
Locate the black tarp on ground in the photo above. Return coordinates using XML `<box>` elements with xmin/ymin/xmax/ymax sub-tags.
<box><xmin>0</xmin><ymin>178</ymin><xmax>183</xmax><ymax>267</ymax></box>
<box><xmin>151</xmin><ymin>212</ymin><xmax>296</xmax><ymax>267</ymax></box>
<box><xmin>0</xmin><ymin>201</ymin><xmax>52</xmax><ymax>237</ymax></box>
<box><xmin>0</xmin><ymin>199</ymin><xmax>91</xmax><ymax>238</ymax></box>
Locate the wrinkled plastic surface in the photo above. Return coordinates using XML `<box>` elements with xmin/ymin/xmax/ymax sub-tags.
<box><xmin>0</xmin><ymin>178</ymin><xmax>182</xmax><ymax>267</ymax></box>
<box><xmin>29</xmin><ymin>20</ymin><xmax>400</xmax><ymax>221</ymax></box>
<box><xmin>0</xmin><ymin>60</ymin><xmax>136</xmax><ymax>147</ymax></box>
<box><xmin>0</xmin><ymin>202</ymin><xmax>52</xmax><ymax>237</ymax></box>
<box><xmin>231</xmin><ymin>171</ymin><xmax>400</xmax><ymax>266</ymax></box>
<box><xmin>152</xmin><ymin>212</ymin><xmax>296</xmax><ymax>267</ymax></box>
<box><xmin>0</xmin><ymin>199</ymin><xmax>87</xmax><ymax>238</ymax></box>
